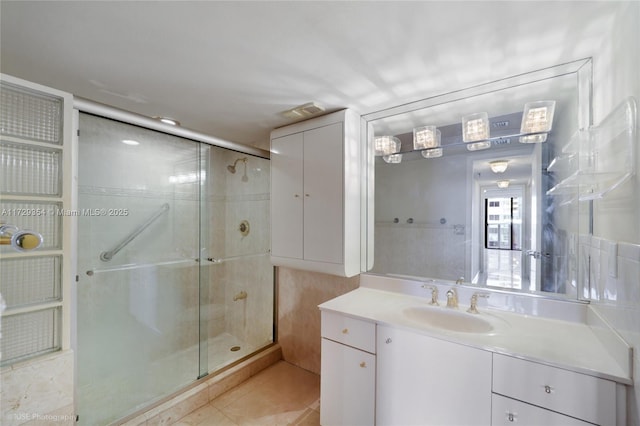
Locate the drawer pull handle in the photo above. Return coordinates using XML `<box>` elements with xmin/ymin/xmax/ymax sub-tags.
<box><xmin>360</xmin><ymin>362</ymin><xmax>366</xmax><ymax>368</ymax></box>
<box><xmin>544</xmin><ymin>385</ymin><xmax>553</xmax><ymax>394</ymax></box>
<box><xmin>507</xmin><ymin>412</ymin><xmax>517</xmax><ymax>422</ymax></box>
<box><xmin>342</xmin><ymin>328</ymin><xmax>349</xmax><ymax>334</ymax></box>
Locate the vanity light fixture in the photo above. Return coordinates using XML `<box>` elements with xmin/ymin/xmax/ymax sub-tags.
<box><xmin>383</xmin><ymin>153</ymin><xmax>403</xmax><ymax>164</ymax></box>
<box><xmin>489</xmin><ymin>160</ymin><xmax>509</xmax><ymax>173</ymax></box>
<box><xmin>421</xmin><ymin>148</ymin><xmax>443</xmax><ymax>158</ymax></box>
<box><xmin>122</xmin><ymin>139</ymin><xmax>140</xmax><ymax>146</ymax></box>
<box><xmin>519</xmin><ymin>100</ymin><xmax>555</xmax><ymax>143</ymax></box>
<box><xmin>375</xmin><ymin>136</ymin><xmax>401</xmax><ymax>156</ymax></box>
<box><xmin>496</xmin><ymin>180</ymin><xmax>510</xmax><ymax>189</ymax></box>
<box><xmin>462</xmin><ymin>112</ymin><xmax>490</xmax><ymax>143</ymax></box>
<box><xmin>413</xmin><ymin>126</ymin><xmax>441</xmax><ymax>150</ymax></box>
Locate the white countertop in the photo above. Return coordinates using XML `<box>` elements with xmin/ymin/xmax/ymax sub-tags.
<box><xmin>319</xmin><ymin>279</ymin><xmax>632</xmax><ymax>385</ymax></box>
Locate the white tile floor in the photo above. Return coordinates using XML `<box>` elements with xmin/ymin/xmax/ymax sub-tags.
<box><xmin>173</xmin><ymin>361</ymin><xmax>320</xmax><ymax>426</ymax></box>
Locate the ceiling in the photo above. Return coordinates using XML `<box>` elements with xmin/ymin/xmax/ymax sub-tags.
<box><xmin>0</xmin><ymin>1</ymin><xmax>621</xmax><ymax>150</ymax></box>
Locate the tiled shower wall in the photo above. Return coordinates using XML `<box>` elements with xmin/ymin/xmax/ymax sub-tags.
<box><xmin>207</xmin><ymin>148</ymin><xmax>273</xmax><ymax>353</ymax></box>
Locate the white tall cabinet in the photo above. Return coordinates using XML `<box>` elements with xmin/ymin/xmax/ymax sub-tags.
<box><xmin>270</xmin><ymin>109</ymin><xmax>361</xmax><ymax>277</ymax></box>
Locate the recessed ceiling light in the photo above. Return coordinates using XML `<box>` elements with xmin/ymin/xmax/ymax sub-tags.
<box><xmin>153</xmin><ymin>116</ymin><xmax>181</xmax><ymax>126</ymax></box>
<box><xmin>122</xmin><ymin>139</ymin><xmax>140</xmax><ymax>146</ymax></box>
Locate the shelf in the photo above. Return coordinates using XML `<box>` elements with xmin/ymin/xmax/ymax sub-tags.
<box><xmin>546</xmin><ymin>97</ymin><xmax>637</xmax><ymax>202</ymax></box>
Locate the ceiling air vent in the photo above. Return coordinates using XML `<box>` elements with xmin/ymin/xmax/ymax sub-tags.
<box><xmin>281</xmin><ymin>102</ymin><xmax>325</xmax><ymax>120</ymax></box>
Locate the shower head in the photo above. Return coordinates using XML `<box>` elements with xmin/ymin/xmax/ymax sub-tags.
<box><xmin>227</xmin><ymin>157</ymin><xmax>247</xmax><ymax>174</ymax></box>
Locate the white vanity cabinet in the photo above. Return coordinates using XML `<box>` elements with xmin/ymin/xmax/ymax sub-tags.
<box><xmin>320</xmin><ymin>311</ymin><xmax>376</xmax><ymax>426</ymax></box>
<box><xmin>376</xmin><ymin>325</ymin><xmax>492</xmax><ymax>426</ymax></box>
<box><xmin>492</xmin><ymin>354</ymin><xmax>623</xmax><ymax>426</ymax></box>
<box><xmin>270</xmin><ymin>109</ymin><xmax>361</xmax><ymax>277</ymax></box>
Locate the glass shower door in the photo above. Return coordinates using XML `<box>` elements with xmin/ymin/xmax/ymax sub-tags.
<box><xmin>76</xmin><ymin>114</ymin><xmax>202</xmax><ymax>424</ymax></box>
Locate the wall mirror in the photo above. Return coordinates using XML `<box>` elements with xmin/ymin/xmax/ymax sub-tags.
<box><xmin>362</xmin><ymin>58</ymin><xmax>593</xmax><ymax>300</ymax></box>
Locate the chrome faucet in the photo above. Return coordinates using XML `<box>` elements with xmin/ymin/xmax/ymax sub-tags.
<box><xmin>446</xmin><ymin>288</ymin><xmax>458</xmax><ymax>308</ymax></box>
<box><xmin>467</xmin><ymin>292</ymin><xmax>490</xmax><ymax>314</ymax></box>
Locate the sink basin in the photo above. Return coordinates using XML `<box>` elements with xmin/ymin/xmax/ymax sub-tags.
<box><xmin>402</xmin><ymin>306</ymin><xmax>494</xmax><ymax>333</ymax></box>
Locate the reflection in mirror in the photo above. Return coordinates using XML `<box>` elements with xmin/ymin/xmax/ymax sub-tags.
<box><xmin>363</xmin><ymin>59</ymin><xmax>592</xmax><ymax>299</ymax></box>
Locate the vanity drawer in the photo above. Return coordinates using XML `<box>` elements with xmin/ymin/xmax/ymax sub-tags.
<box><xmin>492</xmin><ymin>394</ymin><xmax>592</xmax><ymax>426</ymax></box>
<box><xmin>321</xmin><ymin>310</ymin><xmax>376</xmax><ymax>353</ymax></box>
<box><xmin>492</xmin><ymin>354</ymin><xmax>616</xmax><ymax>425</ymax></box>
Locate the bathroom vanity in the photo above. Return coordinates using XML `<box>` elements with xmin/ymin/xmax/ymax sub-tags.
<box><xmin>319</xmin><ymin>274</ymin><xmax>632</xmax><ymax>426</ymax></box>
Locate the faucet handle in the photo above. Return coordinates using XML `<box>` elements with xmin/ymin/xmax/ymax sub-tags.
<box><xmin>421</xmin><ymin>284</ymin><xmax>439</xmax><ymax>306</ymax></box>
<box><xmin>467</xmin><ymin>292</ymin><xmax>490</xmax><ymax>314</ymax></box>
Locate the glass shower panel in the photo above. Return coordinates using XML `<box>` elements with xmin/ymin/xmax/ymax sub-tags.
<box><xmin>202</xmin><ymin>146</ymin><xmax>273</xmax><ymax>372</ymax></box>
<box><xmin>77</xmin><ymin>114</ymin><xmax>201</xmax><ymax>425</ymax></box>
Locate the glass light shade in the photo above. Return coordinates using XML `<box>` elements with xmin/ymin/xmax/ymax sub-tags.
<box><xmin>374</xmin><ymin>136</ymin><xmax>401</xmax><ymax>156</ymax></box>
<box><xmin>421</xmin><ymin>148</ymin><xmax>443</xmax><ymax>158</ymax></box>
<box><xmin>413</xmin><ymin>126</ymin><xmax>441</xmax><ymax>150</ymax></box>
<box><xmin>496</xmin><ymin>180</ymin><xmax>510</xmax><ymax>188</ymax></box>
<box><xmin>519</xmin><ymin>133</ymin><xmax>548</xmax><ymax>144</ymax></box>
<box><xmin>489</xmin><ymin>160</ymin><xmax>509</xmax><ymax>173</ymax></box>
<box><xmin>466</xmin><ymin>141</ymin><xmax>491</xmax><ymax>151</ymax></box>
<box><xmin>521</xmin><ymin>100</ymin><xmax>556</xmax><ymax>134</ymax></box>
<box><xmin>382</xmin><ymin>153</ymin><xmax>403</xmax><ymax>164</ymax></box>
<box><xmin>462</xmin><ymin>112</ymin><xmax>490</xmax><ymax>142</ymax></box>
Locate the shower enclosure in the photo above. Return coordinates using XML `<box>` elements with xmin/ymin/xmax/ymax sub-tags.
<box><xmin>76</xmin><ymin>113</ymin><xmax>273</xmax><ymax>425</ymax></box>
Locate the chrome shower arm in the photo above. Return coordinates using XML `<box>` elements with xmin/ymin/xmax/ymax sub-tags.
<box><xmin>100</xmin><ymin>203</ymin><xmax>170</xmax><ymax>261</ymax></box>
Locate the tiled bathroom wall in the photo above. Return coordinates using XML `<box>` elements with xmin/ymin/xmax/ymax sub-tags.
<box><xmin>205</xmin><ymin>147</ymin><xmax>273</xmax><ymax>371</ymax></box>
<box><xmin>277</xmin><ymin>267</ymin><xmax>360</xmax><ymax>374</ymax></box>
<box><xmin>583</xmin><ymin>237</ymin><xmax>640</xmax><ymax>305</ymax></box>
<box><xmin>588</xmin><ymin>237</ymin><xmax>640</xmax><ymax>425</ymax></box>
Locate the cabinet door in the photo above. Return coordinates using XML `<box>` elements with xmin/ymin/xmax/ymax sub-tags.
<box><xmin>320</xmin><ymin>338</ymin><xmax>375</xmax><ymax>426</ymax></box>
<box><xmin>271</xmin><ymin>132</ymin><xmax>304</xmax><ymax>259</ymax></box>
<box><xmin>303</xmin><ymin>122</ymin><xmax>344</xmax><ymax>264</ymax></box>
<box><xmin>377</xmin><ymin>325</ymin><xmax>492</xmax><ymax>425</ymax></box>
<box><xmin>492</xmin><ymin>394</ymin><xmax>592</xmax><ymax>426</ymax></box>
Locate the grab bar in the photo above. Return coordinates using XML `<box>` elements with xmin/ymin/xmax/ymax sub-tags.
<box><xmin>100</xmin><ymin>203</ymin><xmax>170</xmax><ymax>262</ymax></box>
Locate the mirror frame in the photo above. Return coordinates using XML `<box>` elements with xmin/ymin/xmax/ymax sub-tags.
<box><xmin>360</xmin><ymin>58</ymin><xmax>594</xmax><ymax>301</ymax></box>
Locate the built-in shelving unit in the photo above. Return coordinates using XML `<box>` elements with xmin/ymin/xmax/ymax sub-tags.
<box><xmin>547</xmin><ymin>97</ymin><xmax>637</xmax><ymax>202</ymax></box>
<box><xmin>0</xmin><ymin>75</ymin><xmax>74</xmax><ymax>366</ymax></box>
